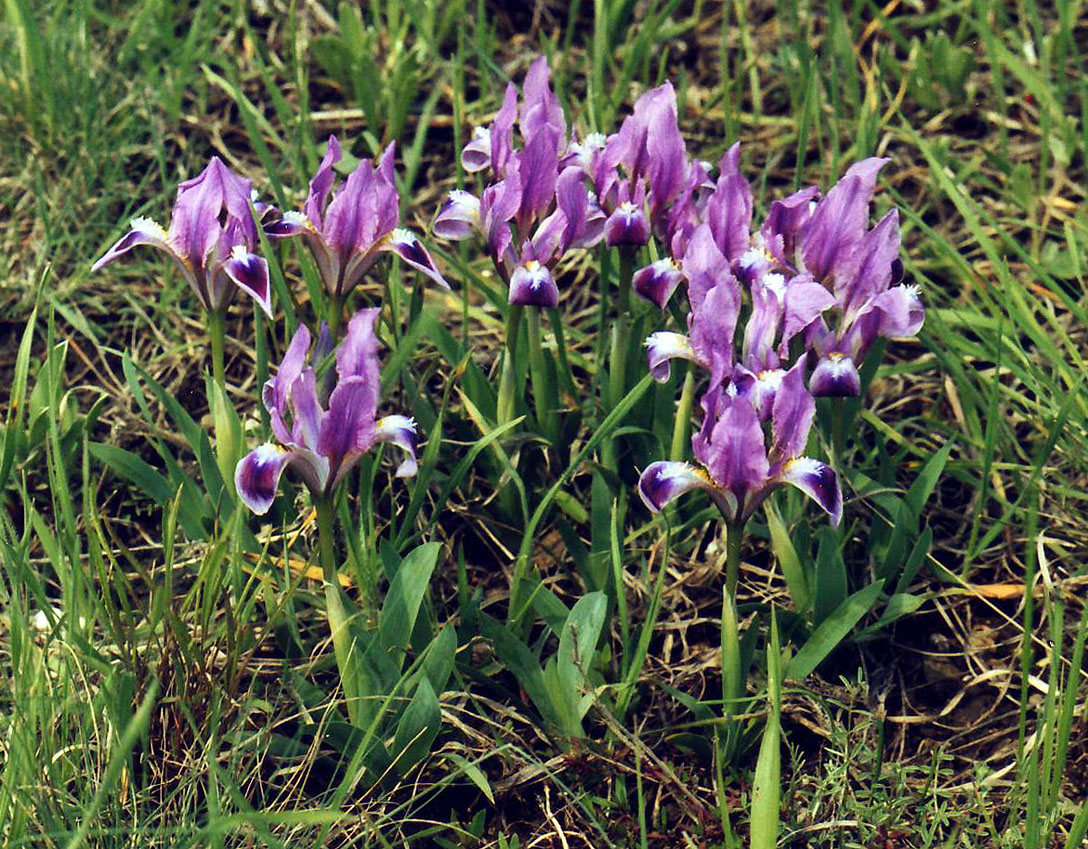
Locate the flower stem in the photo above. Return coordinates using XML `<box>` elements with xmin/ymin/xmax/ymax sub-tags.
<box><xmin>315</xmin><ymin>496</ymin><xmax>339</xmax><ymax>588</ymax></box>
<box><xmin>497</xmin><ymin>305</ymin><xmax>524</xmax><ymax>425</ymax></box>
<box><xmin>526</xmin><ymin>307</ymin><xmax>554</xmax><ymax>440</ymax></box>
<box><xmin>327</xmin><ymin>292</ymin><xmax>344</xmax><ymax>340</ymax></box>
<box><xmin>207</xmin><ymin>308</ymin><xmax>227</xmax><ymax>393</ymax></box>
<box><xmin>603</xmin><ymin>249</ymin><xmax>637</xmax><ymax>470</ymax></box>
<box><xmin>670</xmin><ymin>368</ymin><xmax>697</xmax><ymax>462</ymax></box>
<box><xmin>725</xmin><ymin>520</ymin><xmax>745</xmax><ymax>600</ymax></box>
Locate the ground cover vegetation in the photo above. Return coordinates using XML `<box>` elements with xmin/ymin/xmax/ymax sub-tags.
<box><xmin>1</xmin><ymin>0</ymin><xmax>1087</xmax><ymax>846</ymax></box>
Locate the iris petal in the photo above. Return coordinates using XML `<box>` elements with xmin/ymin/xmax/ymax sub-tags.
<box><xmin>223</xmin><ymin>246</ymin><xmax>273</xmax><ymax>318</ymax></box>
<box><xmin>376</xmin><ymin>415</ymin><xmax>419</xmax><ymax>477</ymax></box>
<box><xmin>780</xmin><ymin>457</ymin><xmax>842</xmax><ymax>526</ymax></box>
<box><xmin>235</xmin><ymin>444</ymin><xmax>291</xmax><ymax>515</ymax></box>
<box><xmin>637</xmin><ymin>461</ymin><xmax>713</xmax><ymax>513</ymax></box>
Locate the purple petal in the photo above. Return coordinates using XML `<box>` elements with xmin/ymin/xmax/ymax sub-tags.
<box><xmin>841</xmin><ymin>209</ymin><xmax>901</xmax><ymax>316</ymax></box>
<box><xmin>637</xmin><ymin>461</ymin><xmax>713</xmax><ymax>513</ymax></box>
<box><xmin>706</xmin><ymin>144</ymin><xmax>753</xmax><ymax>263</ymax></box>
<box><xmin>508</xmin><ymin>261</ymin><xmax>558</xmax><ymax>308</ymax></box>
<box><xmin>555</xmin><ymin>167</ymin><xmax>590</xmax><ymax>252</ymax></box>
<box><xmin>872</xmin><ymin>284</ymin><xmax>924</xmax><ymax>339</ymax></box>
<box><xmin>691</xmin><ymin>277</ymin><xmax>741</xmax><ymax>388</ymax></box>
<box><xmin>781</xmin><ymin>276</ymin><xmax>836</xmax><ymax>350</ymax></box>
<box><xmin>491</xmin><ymin>83</ymin><xmax>519</xmax><ymax>176</ymax></box>
<box><xmin>780</xmin><ymin>458</ymin><xmax>842</xmax><ymax>526</ymax></box>
<box><xmin>770</xmin><ymin>359</ymin><xmax>815</xmax><ymax>460</ymax></box>
<box><xmin>319</xmin><ymin>376</ymin><xmax>378</xmax><ymax>479</ymax></box>
<box><xmin>170</xmin><ymin>157</ymin><xmax>255</xmax><ymax>267</ymax></box>
<box><xmin>514</xmin><ymin>125</ymin><xmax>561</xmax><ymax>232</ymax></box>
<box><xmin>336</xmin><ymin>308</ymin><xmax>381</xmax><ymax>385</ymax></box>
<box><xmin>809</xmin><ymin>354</ymin><xmax>861</xmax><ymax>398</ymax></box>
<box><xmin>633</xmin><ymin>259</ymin><xmax>685</xmax><ymax>310</ymax></box>
<box><xmin>235</xmin><ymin>444</ymin><xmax>292</xmax><ymax>515</ymax></box>
<box><xmin>761</xmin><ymin>186</ymin><xmax>820</xmax><ymax>269</ymax></box>
<box><xmin>461</xmin><ymin>127</ymin><xmax>492</xmax><ymax>173</ymax></box>
<box><xmin>384</xmin><ymin>229</ymin><xmax>450</xmax><ymax>289</ymax></box>
<box><xmin>702</xmin><ymin>396</ymin><xmax>769</xmax><ymax>514</ymax></box>
<box><xmin>732</xmin><ymin>364</ymin><xmax>784</xmax><ymax>422</ymax></box>
<box><xmin>323</xmin><ymin>162</ymin><xmax>380</xmax><ymax>270</ymax></box>
<box><xmin>91</xmin><ymin>217</ymin><xmax>183</xmax><ymax>273</ymax></box>
<box><xmin>742</xmin><ymin>274</ymin><xmax>786</xmax><ymax>370</ymax></box>
<box><xmin>520</xmin><ymin>56</ymin><xmax>566</xmax><ymax>143</ymax></box>
<box><xmin>264</xmin><ymin>210</ymin><xmax>313</xmax><ymax>240</ymax></box>
<box><xmin>290</xmin><ymin>369</ymin><xmax>325</xmax><ymax>451</ymax></box>
<box><xmin>683</xmin><ymin>224</ymin><xmax>732</xmax><ymax>311</ymax></box>
<box><xmin>645</xmin><ymin>331</ymin><xmax>705</xmax><ymax>382</ymax></box>
<box><xmin>433</xmin><ymin>190</ymin><xmax>481</xmax><ymax>240</ymax></box>
<box><xmin>802</xmin><ymin>157</ymin><xmax>888</xmax><ymax>284</ymax></box>
<box><xmin>375</xmin><ymin>415</ymin><xmax>419</xmax><ymax>477</ymax></box>
<box><xmin>604</xmin><ymin>202</ymin><xmax>650</xmax><ymax>247</ymax></box>
<box><xmin>263</xmin><ymin>323</ymin><xmax>312</xmax><ymax>418</ymax></box>
<box><xmin>304</xmin><ymin>136</ymin><xmax>343</xmax><ymax>230</ymax></box>
<box><xmin>223</xmin><ymin>246</ymin><xmax>273</xmax><ymax>318</ymax></box>
<box><xmin>644</xmin><ymin>83</ymin><xmax>687</xmax><ymax>211</ymax></box>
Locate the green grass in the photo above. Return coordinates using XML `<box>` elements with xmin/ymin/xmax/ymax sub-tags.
<box><xmin>2</xmin><ymin>0</ymin><xmax>1088</xmax><ymax>846</ymax></box>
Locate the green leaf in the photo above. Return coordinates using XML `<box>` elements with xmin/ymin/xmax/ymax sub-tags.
<box><xmin>765</xmin><ymin>499</ymin><xmax>810</xmax><ymax>613</ymax></box>
<box><xmin>444</xmin><ymin>753</ymin><xmax>495</xmax><ymax>805</ymax></box>
<box><xmin>88</xmin><ymin>443</ymin><xmax>173</xmax><ymax>505</ymax></box>
<box><xmin>557</xmin><ymin>592</ymin><xmax>606</xmax><ymax>729</ymax></box>
<box><xmin>380</xmin><ymin>542</ymin><xmax>441</xmax><ymax>669</ymax></box>
<box><xmin>787</xmin><ymin>582</ymin><xmax>883</xmax><ymax>681</ymax></box>
<box><xmin>392</xmin><ymin>677</ymin><xmax>441</xmax><ymax>775</ymax></box>
<box><xmin>420</xmin><ymin>625</ymin><xmax>456</xmax><ymax>696</ymax></box>
<box><xmin>812</xmin><ymin>526</ymin><xmax>847</xmax><ymax>627</ymax></box>
<box><xmin>480</xmin><ymin>614</ymin><xmax>561</xmax><ymax>730</ymax></box>
<box><xmin>749</xmin><ymin>612</ymin><xmax>781</xmax><ymax>849</ymax></box>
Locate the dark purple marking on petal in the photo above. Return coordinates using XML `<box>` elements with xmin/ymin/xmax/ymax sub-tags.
<box><xmin>604</xmin><ymin>203</ymin><xmax>650</xmax><ymax>247</ymax></box>
<box><xmin>781</xmin><ymin>458</ymin><xmax>842</xmax><ymax>526</ymax></box>
<box><xmin>385</xmin><ymin>230</ymin><xmax>450</xmax><ymax>289</ymax></box>
<box><xmin>809</xmin><ymin>354</ymin><xmax>861</xmax><ymax>398</ymax></box>
<box><xmin>637</xmin><ymin>461</ymin><xmax>712</xmax><ymax>513</ymax></box>
<box><xmin>375</xmin><ymin>415</ymin><xmax>419</xmax><ymax>477</ymax></box>
<box><xmin>235</xmin><ymin>444</ymin><xmax>291</xmax><ymax>515</ymax></box>
<box><xmin>508</xmin><ymin>261</ymin><xmax>559</xmax><ymax>308</ymax></box>
<box><xmin>633</xmin><ymin>259</ymin><xmax>685</xmax><ymax>310</ymax></box>
<box><xmin>223</xmin><ymin>247</ymin><xmax>273</xmax><ymax>318</ymax></box>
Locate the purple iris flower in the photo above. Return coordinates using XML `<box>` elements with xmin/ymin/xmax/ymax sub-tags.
<box><xmin>638</xmin><ymin>360</ymin><xmax>841</xmax><ymax>526</ymax></box>
<box><xmin>645</xmin><ymin>225</ymin><xmax>833</xmax><ymax>417</ymax></box>
<box><xmin>235</xmin><ymin>309</ymin><xmax>417</xmax><ymax>515</ymax></box>
<box><xmin>435</xmin><ymin>59</ymin><xmax>602</xmax><ymax>308</ymax></box>
<box><xmin>264</xmin><ymin>136</ymin><xmax>448</xmax><ymax>298</ymax></box>
<box><xmin>92</xmin><ymin>157</ymin><xmax>273</xmax><ymax>317</ymax></box>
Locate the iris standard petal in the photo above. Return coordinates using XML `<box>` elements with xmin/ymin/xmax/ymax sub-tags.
<box><xmin>637</xmin><ymin>461</ymin><xmax>713</xmax><ymax>513</ymax></box>
<box><xmin>375</xmin><ymin>415</ymin><xmax>419</xmax><ymax>477</ymax></box>
<box><xmin>290</xmin><ymin>369</ymin><xmax>325</xmax><ymax>451</ymax></box>
<box><xmin>335</xmin><ymin>308</ymin><xmax>382</xmax><ymax>385</ymax></box>
<box><xmin>781</xmin><ymin>276</ymin><xmax>836</xmax><ymax>349</ymax></box>
<box><xmin>702</xmin><ymin>396</ymin><xmax>770</xmax><ymax>515</ymax></box>
<box><xmin>263</xmin><ymin>323</ymin><xmax>312</xmax><ymax>417</ymax></box>
<box><xmin>235</xmin><ymin>443</ymin><xmax>292</xmax><ymax>516</ymax></box>
<box><xmin>319</xmin><ymin>376</ymin><xmax>379</xmax><ymax>474</ymax></box>
<box><xmin>770</xmin><ymin>360</ymin><xmax>815</xmax><ymax>460</ymax></box>
<box><xmin>304</xmin><ymin>135</ymin><xmax>343</xmax><ymax>230</ymax></box>
<box><xmin>780</xmin><ymin>457</ymin><xmax>842</xmax><ymax>526</ymax></box>
<box><xmin>223</xmin><ymin>246</ymin><xmax>273</xmax><ymax>318</ymax></box>
<box><xmin>801</xmin><ymin>158</ymin><xmax>887</xmax><ymax>284</ymax></box>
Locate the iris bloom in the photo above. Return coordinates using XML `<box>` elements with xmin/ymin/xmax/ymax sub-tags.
<box><xmin>92</xmin><ymin>157</ymin><xmax>272</xmax><ymax>317</ymax></box>
<box><xmin>645</xmin><ymin>226</ymin><xmax>833</xmax><ymax>417</ymax></box>
<box><xmin>265</xmin><ymin>136</ymin><xmax>448</xmax><ymax>298</ymax></box>
<box><xmin>434</xmin><ymin>58</ymin><xmax>602</xmax><ymax>307</ymax></box>
<box><xmin>235</xmin><ymin>309</ymin><xmax>417</xmax><ymax>515</ymax></box>
<box><xmin>638</xmin><ymin>360</ymin><xmax>841</xmax><ymax>526</ymax></box>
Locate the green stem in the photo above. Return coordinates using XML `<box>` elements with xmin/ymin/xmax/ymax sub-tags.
<box><xmin>207</xmin><ymin>308</ymin><xmax>227</xmax><ymax>393</ymax></box>
<box><xmin>725</xmin><ymin>520</ymin><xmax>745</xmax><ymax>601</ymax></box>
<box><xmin>670</xmin><ymin>368</ymin><xmax>697</xmax><ymax>462</ymax></box>
<box><xmin>603</xmin><ymin>249</ymin><xmax>637</xmax><ymax>470</ymax></box>
<box><xmin>327</xmin><ymin>292</ymin><xmax>344</xmax><ymax>340</ymax></box>
<box><xmin>315</xmin><ymin>496</ymin><xmax>339</xmax><ymax>588</ymax></box>
<box><xmin>526</xmin><ymin>308</ymin><xmax>553</xmax><ymax>439</ymax></box>
<box><xmin>497</xmin><ymin>305</ymin><xmax>524</xmax><ymax>425</ymax></box>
